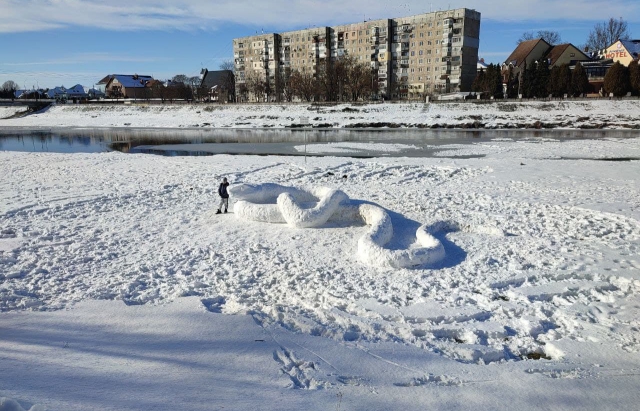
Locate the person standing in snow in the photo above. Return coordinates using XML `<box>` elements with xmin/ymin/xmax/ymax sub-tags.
<box><xmin>216</xmin><ymin>177</ymin><xmax>230</xmax><ymax>214</ymax></box>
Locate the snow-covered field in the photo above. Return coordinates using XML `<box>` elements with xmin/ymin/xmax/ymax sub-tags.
<box><xmin>2</xmin><ymin>99</ymin><xmax>640</xmax><ymax>129</ymax></box>
<box><xmin>1</xmin><ymin>133</ymin><xmax>640</xmax><ymax>410</ymax></box>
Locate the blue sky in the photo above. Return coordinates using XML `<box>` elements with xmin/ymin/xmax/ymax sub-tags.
<box><xmin>1</xmin><ymin>0</ymin><xmax>639</xmax><ymax>89</ymax></box>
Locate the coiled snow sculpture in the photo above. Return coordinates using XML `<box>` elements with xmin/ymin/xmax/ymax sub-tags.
<box><xmin>230</xmin><ymin>183</ymin><xmax>454</xmax><ymax>269</ymax></box>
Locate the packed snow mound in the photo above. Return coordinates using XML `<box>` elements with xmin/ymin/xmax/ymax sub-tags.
<box><xmin>232</xmin><ymin>183</ymin><xmax>501</xmax><ymax>268</ymax></box>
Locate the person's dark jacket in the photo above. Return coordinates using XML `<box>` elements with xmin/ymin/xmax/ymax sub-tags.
<box><xmin>218</xmin><ymin>182</ymin><xmax>229</xmax><ymax>198</ymax></box>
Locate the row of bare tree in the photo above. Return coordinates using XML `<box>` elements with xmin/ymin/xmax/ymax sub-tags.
<box><xmin>518</xmin><ymin>17</ymin><xmax>631</xmax><ymax>51</ymax></box>
<box><xmin>237</xmin><ymin>55</ymin><xmax>380</xmax><ymax>103</ymax></box>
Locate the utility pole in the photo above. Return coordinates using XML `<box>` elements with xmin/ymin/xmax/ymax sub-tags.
<box><xmin>300</xmin><ymin>116</ymin><xmax>310</xmax><ymax>164</ymax></box>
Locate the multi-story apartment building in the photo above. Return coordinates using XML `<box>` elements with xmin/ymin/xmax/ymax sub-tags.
<box><xmin>232</xmin><ymin>8</ymin><xmax>480</xmax><ymax>101</ymax></box>
<box><xmin>232</xmin><ymin>33</ymin><xmax>279</xmax><ymax>99</ymax></box>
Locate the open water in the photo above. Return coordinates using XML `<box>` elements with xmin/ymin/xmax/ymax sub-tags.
<box><xmin>0</xmin><ymin>127</ymin><xmax>638</xmax><ymax>159</ymax></box>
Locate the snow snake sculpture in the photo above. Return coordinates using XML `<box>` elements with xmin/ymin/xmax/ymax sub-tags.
<box><xmin>229</xmin><ymin>183</ymin><xmax>502</xmax><ymax>269</ymax></box>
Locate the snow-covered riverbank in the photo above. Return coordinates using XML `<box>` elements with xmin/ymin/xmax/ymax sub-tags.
<box><xmin>2</xmin><ymin>99</ymin><xmax>640</xmax><ymax>129</ymax></box>
<box><xmin>2</xmin><ymin>135</ymin><xmax>640</xmax><ymax>410</ymax></box>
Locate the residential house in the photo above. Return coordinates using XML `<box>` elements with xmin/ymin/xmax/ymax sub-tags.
<box><xmin>199</xmin><ymin>69</ymin><xmax>234</xmax><ymax>102</ymax></box>
<box><xmin>87</xmin><ymin>87</ymin><xmax>106</xmax><ymax>99</ymax></box>
<box><xmin>46</xmin><ymin>86</ymin><xmax>68</xmax><ymax>101</ymax></box>
<box><xmin>66</xmin><ymin>84</ymin><xmax>89</xmax><ymax>101</ymax></box>
<box><xmin>98</xmin><ymin>74</ymin><xmax>155</xmax><ymax>99</ymax></box>
<box><xmin>502</xmin><ymin>39</ymin><xmax>592</xmax><ymax>94</ymax></box>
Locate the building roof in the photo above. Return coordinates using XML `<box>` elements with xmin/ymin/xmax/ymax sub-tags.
<box><xmin>620</xmin><ymin>39</ymin><xmax>640</xmax><ymax>59</ymax></box>
<box><xmin>200</xmin><ymin>69</ymin><xmax>233</xmax><ymax>89</ymax></box>
<box><xmin>546</xmin><ymin>44</ymin><xmax>570</xmax><ymax>66</ymax></box>
<box><xmin>101</xmin><ymin>74</ymin><xmax>154</xmax><ymax>88</ymax></box>
<box><xmin>504</xmin><ymin>38</ymin><xmax>550</xmax><ymax>67</ymax></box>
<box><xmin>66</xmin><ymin>84</ymin><xmax>87</xmax><ymax>95</ymax></box>
<box><xmin>546</xmin><ymin>43</ymin><xmax>590</xmax><ymax>66</ymax></box>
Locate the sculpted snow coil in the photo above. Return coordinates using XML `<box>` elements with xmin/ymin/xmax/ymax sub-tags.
<box><xmin>231</xmin><ymin>183</ymin><xmax>451</xmax><ymax>268</ymax></box>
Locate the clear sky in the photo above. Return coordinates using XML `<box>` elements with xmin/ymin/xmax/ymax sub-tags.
<box><xmin>1</xmin><ymin>0</ymin><xmax>639</xmax><ymax>90</ymax></box>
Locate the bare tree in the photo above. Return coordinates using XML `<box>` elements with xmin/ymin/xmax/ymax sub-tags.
<box><xmin>289</xmin><ymin>70</ymin><xmax>317</xmax><ymax>102</ymax></box>
<box><xmin>151</xmin><ymin>81</ymin><xmax>168</xmax><ymax>102</ymax></box>
<box><xmin>347</xmin><ymin>63</ymin><xmax>374</xmax><ymax>101</ymax></box>
<box><xmin>171</xmin><ymin>74</ymin><xmax>189</xmax><ymax>85</ymax></box>
<box><xmin>244</xmin><ymin>72</ymin><xmax>265</xmax><ymax>102</ymax></box>
<box><xmin>0</xmin><ymin>80</ymin><xmax>19</xmax><ymax>99</ymax></box>
<box><xmin>219</xmin><ymin>60</ymin><xmax>234</xmax><ymax>72</ymax></box>
<box><xmin>585</xmin><ymin>17</ymin><xmax>631</xmax><ymax>51</ymax></box>
<box><xmin>518</xmin><ymin>30</ymin><xmax>562</xmax><ymax>45</ymax></box>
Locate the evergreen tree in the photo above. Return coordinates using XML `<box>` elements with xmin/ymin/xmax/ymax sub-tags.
<box><xmin>534</xmin><ymin>59</ymin><xmax>550</xmax><ymax>98</ymax></box>
<box><xmin>558</xmin><ymin>64</ymin><xmax>572</xmax><ymax>97</ymax></box>
<box><xmin>628</xmin><ymin>60</ymin><xmax>640</xmax><ymax>96</ymax></box>
<box><xmin>522</xmin><ymin>62</ymin><xmax>536</xmax><ymax>98</ymax></box>
<box><xmin>492</xmin><ymin>64</ymin><xmax>504</xmax><ymax>98</ymax></box>
<box><xmin>507</xmin><ymin>69</ymin><xmax>519</xmax><ymax>99</ymax></box>
<box><xmin>571</xmin><ymin>62</ymin><xmax>590</xmax><ymax>97</ymax></box>
<box><xmin>472</xmin><ymin>68</ymin><xmax>486</xmax><ymax>93</ymax></box>
<box><xmin>604</xmin><ymin>61</ymin><xmax>630</xmax><ymax>97</ymax></box>
<box><xmin>549</xmin><ymin>64</ymin><xmax>572</xmax><ymax>97</ymax></box>
<box><xmin>481</xmin><ymin>64</ymin><xmax>503</xmax><ymax>98</ymax></box>
<box><xmin>548</xmin><ymin>66</ymin><xmax>561</xmax><ymax>97</ymax></box>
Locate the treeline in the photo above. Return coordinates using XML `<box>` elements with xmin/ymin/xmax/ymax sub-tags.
<box><xmin>473</xmin><ymin>60</ymin><xmax>640</xmax><ymax>99</ymax></box>
<box><xmin>238</xmin><ymin>55</ymin><xmax>377</xmax><ymax>102</ymax></box>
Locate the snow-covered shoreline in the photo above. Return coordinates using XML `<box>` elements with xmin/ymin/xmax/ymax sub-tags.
<box><xmin>3</xmin><ymin>99</ymin><xmax>640</xmax><ymax>130</ymax></box>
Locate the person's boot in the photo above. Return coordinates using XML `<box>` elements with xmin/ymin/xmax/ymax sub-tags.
<box><xmin>216</xmin><ymin>209</ymin><xmax>222</xmax><ymax>214</ymax></box>
<box><xmin>224</xmin><ymin>208</ymin><xmax>228</xmax><ymax>213</ymax></box>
